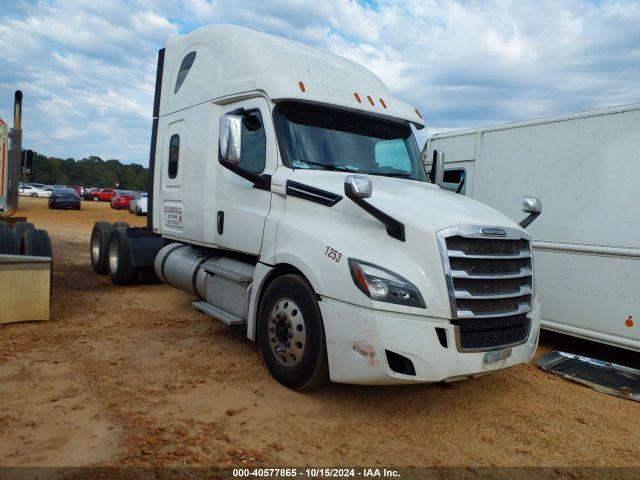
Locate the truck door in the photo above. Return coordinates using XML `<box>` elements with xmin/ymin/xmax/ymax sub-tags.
<box><xmin>215</xmin><ymin>97</ymin><xmax>275</xmax><ymax>255</ymax></box>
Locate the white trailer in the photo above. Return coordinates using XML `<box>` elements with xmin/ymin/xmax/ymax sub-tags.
<box><xmin>424</xmin><ymin>104</ymin><xmax>640</xmax><ymax>352</ymax></box>
<box><xmin>91</xmin><ymin>25</ymin><xmax>544</xmax><ymax>389</ymax></box>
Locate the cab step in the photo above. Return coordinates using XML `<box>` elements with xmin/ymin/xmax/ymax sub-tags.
<box><xmin>192</xmin><ymin>300</ymin><xmax>246</xmax><ymax>326</ymax></box>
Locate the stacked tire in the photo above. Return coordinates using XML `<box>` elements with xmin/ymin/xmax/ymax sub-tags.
<box><xmin>0</xmin><ymin>221</ymin><xmax>52</xmax><ymax>258</ymax></box>
<box><xmin>22</xmin><ymin>229</ymin><xmax>53</xmax><ymax>257</ymax></box>
<box><xmin>0</xmin><ymin>228</ymin><xmax>20</xmax><ymax>254</ymax></box>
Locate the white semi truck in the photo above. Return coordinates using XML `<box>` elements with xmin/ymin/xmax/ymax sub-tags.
<box><xmin>91</xmin><ymin>25</ymin><xmax>543</xmax><ymax>389</ymax></box>
<box><xmin>424</xmin><ymin>104</ymin><xmax>640</xmax><ymax>352</ymax></box>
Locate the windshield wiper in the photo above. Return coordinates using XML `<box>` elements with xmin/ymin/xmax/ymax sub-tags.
<box><xmin>361</xmin><ymin>171</ymin><xmax>413</xmax><ymax>178</ymax></box>
<box><xmin>295</xmin><ymin>160</ymin><xmax>352</xmax><ymax>171</ymax></box>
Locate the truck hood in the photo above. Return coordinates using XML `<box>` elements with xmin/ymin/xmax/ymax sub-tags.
<box><xmin>286</xmin><ymin>170</ymin><xmax>522</xmax><ymax>235</ymax></box>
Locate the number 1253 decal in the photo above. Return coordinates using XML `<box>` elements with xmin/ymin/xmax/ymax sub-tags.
<box><xmin>325</xmin><ymin>246</ymin><xmax>342</xmax><ymax>262</ymax></box>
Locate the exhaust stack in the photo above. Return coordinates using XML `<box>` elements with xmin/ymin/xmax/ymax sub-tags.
<box><xmin>4</xmin><ymin>90</ymin><xmax>23</xmax><ymax>215</ymax></box>
<box><xmin>13</xmin><ymin>90</ymin><xmax>22</xmax><ymax>131</ymax></box>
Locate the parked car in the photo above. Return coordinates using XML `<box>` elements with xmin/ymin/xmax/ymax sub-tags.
<box><xmin>92</xmin><ymin>188</ymin><xmax>116</xmax><ymax>202</ymax></box>
<box><xmin>19</xmin><ymin>184</ymin><xmax>53</xmax><ymax>197</ymax></box>
<box><xmin>129</xmin><ymin>192</ymin><xmax>148</xmax><ymax>214</ymax></box>
<box><xmin>112</xmin><ymin>191</ymin><xmax>136</xmax><ymax>210</ymax></box>
<box><xmin>48</xmin><ymin>187</ymin><xmax>81</xmax><ymax>210</ymax></box>
<box><xmin>134</xmin><ymin>195</ymin><xmax>147</xmax><ymax>216</ymax></box>
<box><xmin>83</xmin><ymin>187</ymin><xmax>99</xmax><ymax>200</ymax></box>
<box><xmin>109</xmin><ymin>190</ymin><xmax>134</xmax><ymax>208</ymax></box>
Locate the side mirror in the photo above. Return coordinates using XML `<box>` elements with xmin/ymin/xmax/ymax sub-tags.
<box><xmin>522</xmin><ymin>196</ymin><xmax>541</xmax><ymax>214</ymax></box>
<box><xmin>219</xmin><ymin>114</ymin><xmax>243</xmax><ymax>164</ymax></box>
<box><xmin>429</xmin><ymin>150</ymin><xmax>445</xmax><ymax>187</ymax></box>
<box><xmin>519</xmin><ymin>195</ymin><xmax>542</xmax><ymax>228</ymax></box>
<box><xmin>344</xmin><ymin>175</ymin><xmax>372</xmax><ymax>199</ymax></box>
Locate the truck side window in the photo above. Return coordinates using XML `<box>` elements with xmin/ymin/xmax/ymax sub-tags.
<box><xmin>442</xmin><ymin>169</ymin><xmax>466</xmax><ymax>194</ymax></box>
<box><xmin>168</xmin><ymin>134</ymin><xmax>179</xmax><ymax>179</ymax></box>
<box><xmin>374</xmin><ymin>139</ymin><xmax>412</xmax><ymax>175</ymax></box>
<box><xmin>239</xmin><ymin>111</ymin><xmax>266</xmax><ymax>174</ymax></box>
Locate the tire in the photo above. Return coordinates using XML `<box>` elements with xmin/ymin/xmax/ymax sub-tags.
<box><xmin>257</xmin><ymin>274</ymin><xmax>329</xmax><ymax>390</ymax></box>
<box><xmin>22</xmin><ymin>229</ymin><xmax>52</xmax><ymax>257</ymax></box>
<box><xmin>31</xmin><ymin>193</ymin><xmax>38</xmax><ymax>198</ymax></box>
<box><xmin>75</xmin><ymin>205</ymin><xmax>81</xmax><ymax>210</ymax></box>
<box><xmin>0</xmin><ymin>228</ymin><xmax>20</xmax><ymax>254</ymax></box>
<box><xmin>90</xmin><ymin>221</ymin><xmax>113</xmax><ymax>274</ymax></box>
<box><xmin>14</xmin><ymin>222</ymin><xmax>36</xmax><ymax>239</ymax></box>
<box><xmin>112</xmin><ymin>221</ymin><xmax>130</xmax><ymax>229</ymax></box>
<box><xmin>107</xmin><ymin>227</ymin><xmax>137</xmax><ymax>285</ymax></box>
<box><xmin>93</xmin><ymin>196</ymin><xmax>99</xmax><ymax>202</ymax></box>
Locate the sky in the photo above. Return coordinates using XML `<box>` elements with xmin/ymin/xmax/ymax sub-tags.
<box><xmin>0</xmin><ymin>0</ymin><xmax>639</xmax><ymax>165</ymax></box>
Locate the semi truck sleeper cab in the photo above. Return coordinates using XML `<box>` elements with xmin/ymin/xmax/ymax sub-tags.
<box><xmin>90</xmin><ymin>25</ymin><xmax>542</xmax><ymax>390</ymax></box>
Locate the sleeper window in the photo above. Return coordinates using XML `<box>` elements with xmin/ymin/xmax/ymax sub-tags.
<box><xmin>174</xmin><ymin>51</ymin><xmax>197</xmax><ymax>93</ymax></box>
<box><xmin>239</xmin><ymin>111</ymin><xmax>266</xmax><ymax>174</ymax></box>
<box><xmin>168</xmin><ymin>134</ymin><xmax>179</xmax><ymax>179</ymax></box>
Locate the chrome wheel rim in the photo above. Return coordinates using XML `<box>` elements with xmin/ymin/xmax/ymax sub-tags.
<box><xmin>91</xmin><ymin>231</ymin><xmax>100</xmax><ymax>264</ymax></box>
<box><xmin>268</xmin><ymin>298</ymin><xmax>306</xmax><ymax>366</ymax></box>
<box><xmin>108</xmin><ymin>238</ymin><xmax>119</xmax><ymax>274</ymax></box>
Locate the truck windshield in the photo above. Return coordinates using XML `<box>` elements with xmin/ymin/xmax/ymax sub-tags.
<box><xmin>274</xmin><ymin>102</ymin><xmax>427</xmax><ymax>181</ymax></box>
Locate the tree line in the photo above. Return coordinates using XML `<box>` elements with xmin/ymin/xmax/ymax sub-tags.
<box><xmin>27</xmin><ymin>152</ymin><xmax>149</xmax><ymax>191</ymax></box>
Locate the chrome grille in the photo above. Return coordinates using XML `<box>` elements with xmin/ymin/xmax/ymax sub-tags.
<box><xmin>438</xmin><ymin>226</ymin><xmax>533</xmax><ymax>351</ymax></box>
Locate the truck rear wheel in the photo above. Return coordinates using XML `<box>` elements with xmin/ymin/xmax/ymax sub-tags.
<box><xmin>0</xmin><ymin>228</ymin><xmax>20</xmax><ymax>254</ymax></box>
<box><xmin>90</xmin><ymin>221</ymin><xmax>113</xmax><ymax>274</ymax></box>
<box><xmin>22</xmin><ymin>229</ymin><xmax>52</xmax><ymax>257</ymax></box>
<box><xmin>107</xmin><ymin>228</ymin><xmax>137</xmax><ymax>285</ymax></box>
<box><xmin>258</xmin><ymin>274</ymin><xmax>329</xmax><ymax>390</ymax></box>
<box><xmin>112</xmin><ymin>222</ymin><xmax>130</xmax><ymax>229</ymax></box>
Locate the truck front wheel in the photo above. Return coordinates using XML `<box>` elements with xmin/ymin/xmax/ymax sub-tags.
<box><xmin>258</xmin><ymin>274</ymin><xmax>329</xmax><ymax>390</ymax></box>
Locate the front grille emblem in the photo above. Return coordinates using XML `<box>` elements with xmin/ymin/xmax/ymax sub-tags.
<box><xmin>481</xmin><ymin>227</ymin><xmax>506</xmax><ymax>236</ymax></box>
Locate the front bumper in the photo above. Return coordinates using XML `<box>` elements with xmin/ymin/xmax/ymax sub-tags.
<box><xmin>51</xmin><ymin>199</ymin><xmax>80</xmax><ymax>208</ymax></box>
<box><xmin>320</xmin><ymin>297</ymin><xmax>540</xmax><ymax>385</ymax></box>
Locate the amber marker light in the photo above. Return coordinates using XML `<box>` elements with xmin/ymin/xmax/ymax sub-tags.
<box><xmin>354</xmin><ymin>92</ymin><xmax>362</xmax><ymax>103</ymax></box>
<box><xmin>379</xmin><ymin>98</ymin><xmax>387</xmax><ymax>109</ymax></box>
<box><xmin>367</xmin><ymin>95</ymin><xmax>375</xmax><ymax>106</ymax></box>
<box><xmin>298</xmin><ymin>81</ymin><xmax>305</xmax><ymax>92</ymax></box>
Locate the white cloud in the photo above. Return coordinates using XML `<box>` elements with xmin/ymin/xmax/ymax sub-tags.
<box><xmin>0</xmin><ymin>0</ymin><xmax>638</xmax><ymax>164</ymax></box>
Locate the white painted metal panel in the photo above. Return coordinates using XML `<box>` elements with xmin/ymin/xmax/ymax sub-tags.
<box><xmin>160</xmin><ymin>25</ymin><xmax>424</xmax><ymax>128</ymax></box>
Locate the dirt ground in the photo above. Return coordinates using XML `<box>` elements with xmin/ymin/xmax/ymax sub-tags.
<box><xmin>1</xmin><ymin>197</ymin><xmax>638</xmax><ymax>468</ymax></box>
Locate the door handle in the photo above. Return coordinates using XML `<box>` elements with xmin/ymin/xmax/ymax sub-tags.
<box><xmin>217</xmin><ymin>211</ymin><xmax>224</xmax><ymax>235</ymax></box>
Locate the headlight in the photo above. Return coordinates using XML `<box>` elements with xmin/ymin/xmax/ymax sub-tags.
<box><xmin>348</xmin><ymin>258</ymin><xmax>425</xmax><ymax>308</ymax></box>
